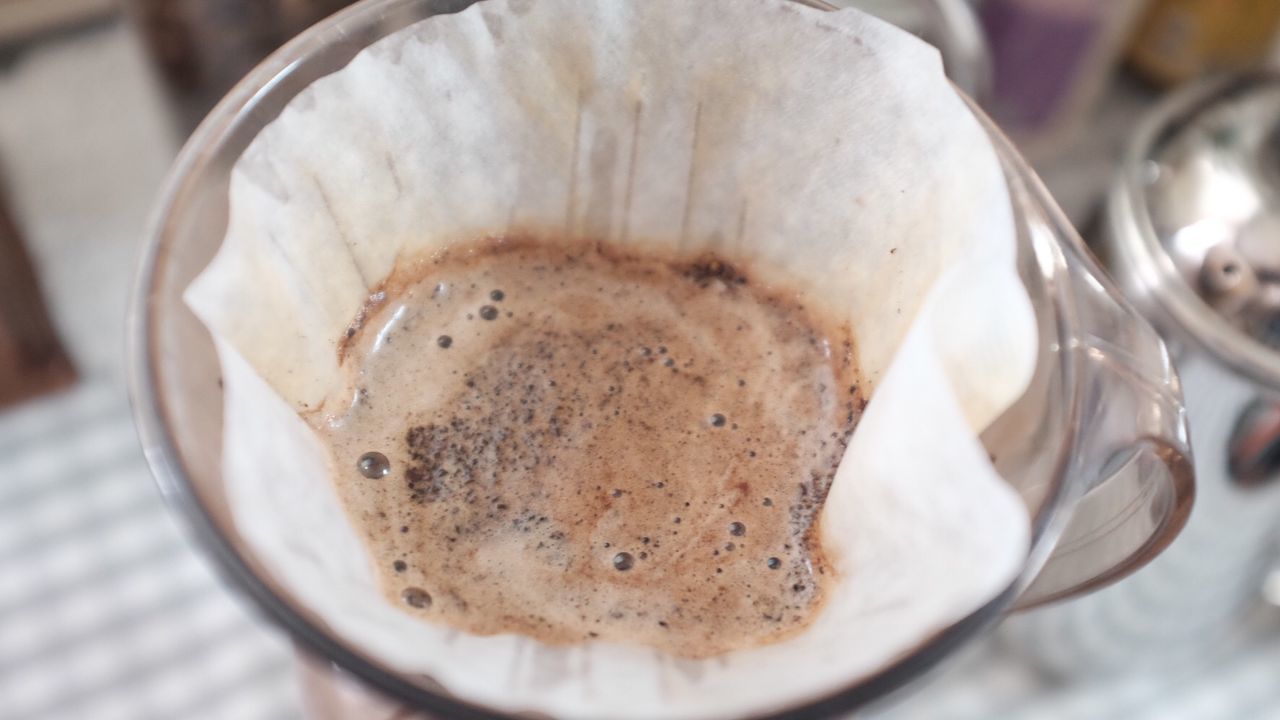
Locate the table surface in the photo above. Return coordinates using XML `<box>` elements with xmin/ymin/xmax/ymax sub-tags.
<box><xmin>1</xmin><ymin>17</ymin><xmax>1277</xmax><ymax>720</ymax></box>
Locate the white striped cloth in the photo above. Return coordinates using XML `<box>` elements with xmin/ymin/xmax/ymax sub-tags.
<box><xmin>0</xmin><ymin>381</ymin><xmax>299</xmax><ymax>720</ymax></box>
<box><xmin>873</xmin><ymin>606</ymin><xmax>1280</xmax><ymax>720</ymax></box>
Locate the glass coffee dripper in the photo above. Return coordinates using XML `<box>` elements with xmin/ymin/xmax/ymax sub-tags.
<box><xmin>128</xmin><ymin>0</ymin><xmax>1194</xmax><ymax>716</ymax></box>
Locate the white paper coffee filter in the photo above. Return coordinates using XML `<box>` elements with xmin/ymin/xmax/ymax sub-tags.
<box><xmin>187</xmin><ymin>0</ymin><xmax>1037</xmax><ymax>717</ymax></box>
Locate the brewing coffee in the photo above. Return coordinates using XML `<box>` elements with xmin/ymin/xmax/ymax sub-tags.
<box><xmin>317</xmin><ymin>239</ymin><xmax>861</xmax><ymax>658</ymax></box>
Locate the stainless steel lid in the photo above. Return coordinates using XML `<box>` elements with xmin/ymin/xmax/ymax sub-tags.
<box><xmin>1111</xmin><ymin>73</ymin><xmax>1280</xmax><ymax>390</ymax></box>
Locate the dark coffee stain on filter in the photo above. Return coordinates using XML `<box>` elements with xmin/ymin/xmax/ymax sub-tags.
<box><xmin>320</xmin><ymin>237</ymin><xmax>862</xmax><ymax>658</ymax></box>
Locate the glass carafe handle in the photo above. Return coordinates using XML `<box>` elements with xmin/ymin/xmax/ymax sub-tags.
<box><xmin>1013</xmin><ymin>187</ymin><xmax>1195</xmax><ymax>609</ymax></box>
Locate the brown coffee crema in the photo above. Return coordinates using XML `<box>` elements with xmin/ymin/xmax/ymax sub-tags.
<box><xmin>319</xmin><ymin>238</ymin><xmax>862</xmax><ymax>658</ymax></box>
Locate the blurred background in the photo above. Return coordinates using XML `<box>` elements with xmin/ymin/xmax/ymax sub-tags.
<box><xmin>1</xmin><ymin>0</ymin><xmax>1279</xmax><ymax>718</ymax></box>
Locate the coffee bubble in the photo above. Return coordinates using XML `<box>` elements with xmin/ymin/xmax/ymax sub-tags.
<box><xmin>357</xmin><ymin>451</ymin><xmax>390</xmax><ymax>479</ymax></box>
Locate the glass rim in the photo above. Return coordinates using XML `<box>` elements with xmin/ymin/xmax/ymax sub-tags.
<box><xmin>126</xmin><ymin>1</ymin><xmax>1081</xmax><ymax>716</ymax></box>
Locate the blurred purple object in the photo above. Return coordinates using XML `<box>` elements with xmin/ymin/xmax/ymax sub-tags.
<box><xmin>981</xmin><ymin>0</ymin><xmax>1145</xmax><ymax>157</ymax></box>
<box><xmin>983</xmin><ymin>0</ymin><xmax>1101</xmax><ymax>126</ymax></box>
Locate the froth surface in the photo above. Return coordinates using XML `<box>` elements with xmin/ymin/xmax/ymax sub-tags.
<box><xmin>320</xmin><ymin>240</ymin><xmax>861</xmax><ymax>657</ymax></box>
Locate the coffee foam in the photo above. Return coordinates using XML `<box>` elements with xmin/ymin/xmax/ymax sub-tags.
<box><xmin>321</xmin><ymin>240</ymin><xmax>860</xmax><ymax>657</ymax></box>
